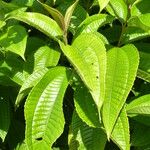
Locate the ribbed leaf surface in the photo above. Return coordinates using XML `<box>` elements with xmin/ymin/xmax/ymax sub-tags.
<box><xmin>60</xmin><ymin>33</ymin><xmax>106</xmax><ymax>109</ymax></box>
<box><xmin>75</xmin><ymin>14</ymin><xmax>114</xmax><ymax>37</ymax></box>
<box><xmin>106</xmin><ymin>0</ymin><xmax>128</xmax><ymax>22</ymax></box>
<box><xmin>25</xmin><ymin>67</ymin><xmax>71</xmax><ymax>150</ymax></box>
<box><xmin>15</xmin><ymin>68</ymin><xmax>48</xmax><ymax>108</ymax></box>
<box><xmin>74</xmin><ymin>85</ymin><xmax>100</xmax><ymax>127</ymax></box>
<box><xmin>7</xmin><ymin>12</ymin><xmax>63</xmax><ymax>41</ymax></box>
<box><xmin>98</xmin><ymin>0</ymin><xmax>110</xmax><ymax>12</ymax></box>
<box><xmin>111</xmin><ymin>108</ymin><xmax>130</xmax><ymax>150</ymax></box>
<box><xmin>126</xmin><ymin>94</ymin><xmax>150</xmax><ymax>116</ymax></box>
<box><xmin>102</xmin><ymin>44</ymin><xmax>139</xmax><ymax>137</ymax></box>
<box><xmin>70</xmin><ymin>112</ymin><xmax>107</xmax><ymax>150</ymax></box>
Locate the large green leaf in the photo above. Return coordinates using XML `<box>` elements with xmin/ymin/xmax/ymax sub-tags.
<box><xmin>75</xmin><ymin>14</ymin><xmax>114</xmax><ymax>37</ymax></box>
<box><xmin>111</xmin><ymin>108</ymin><xmax>130</xmax><ymax>150</ymax></box>
<box><xmin>15</xmin><ymin>68</ymin><xmax>48</xmax><ymax>108</ymax></box>
<box><xmin>102</xmin><ymin>44</ymin><xmax>139</xmax><ymax>138</ymax></box>
<box><xmin>74</xmin><ymin>85</ymin><xmax>100</xmax><ymax>127</ymax></box>
<box><xmin>6</xmin><ymin>12</ymin><xmax>63</xmax><ymax>41</ymax></box>
<box><xmin>98</xmin><ymin>0</ymin><xmax>110</xmax><ymax>12</ymax></box>
<box><xmin>106</xmin><ymin>0</ymin><xmax>128</xmax><ymax>22</ymax></box>
<box><xmin>60</xmin><ymin>33</ymin><xmax>107</xmax><ymax>109</ymax></box>
<box><xmin>0</xmin><ymin>25</ymin><xmax>28</xmax><ymax>59</ymax></box>
<box><xmin>25</xmin><ymin>67</ymin><xmax>71</xmax><ymax>149</ymax></box>
<box><xmin>126</xmin><ymin>94</ymin><xmax>150</xmax><ymax>116</ymax></box>
<box><xmin>69</xmin><ymin>112</ymin><xmax>107</xmax><ymax>150</ymax></box>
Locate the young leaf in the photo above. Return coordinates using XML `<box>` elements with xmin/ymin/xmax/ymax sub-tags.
<box><xmin>0</xmin><ymin>25</ymin><xmax>27</xmax><ymax>60</ymax></box>
<box><xmin>126</xmin><ymin>94</ymin><xmax>150</xmax><ymax>116</ymax></box>
<box><xmin>6</xmin><ymin>12</ymin><xmax>63</xmax><ymax>41</ymax></box>
<box><xmin>75</xmin><ymin>14</ymin><xmax>114</xmax><ymax>37</ymax></box>
<box><xmin>25</xmin><ymin>67</ymin><xmax>71</xmax><ymax>149</ymax></box>
<box><xmin>102</xmin><ymin>44</ymin><xmax>139</xmax><ymax>138</ymax></box>
<box><xmin>111</xmin><ymin>108</ymin><xmax>130</xmax><ymax>150</ymax></box>
<box><xmin>74</xmin><ymin>85</ymin><xmax>100</xmax><ymax>127</ymax></box>
<box><xmin>15</xmin><ymin>68</ymin><xmax>48</xmax><ymax>108</ymax></box>
<box><xmin>60</xmin><ymin>33</ymin><xmax>107</xmax><ymax>109</ymax></box>
<box><xmin>64</xmin><ymin>0</ymin><xmax>79</xmax><ymax>32</ymax></box>
<box><xmin>106</xmin><ymin>0</ymin><xmax>128</xmax><ymax>22</ymax></box>
<box><xmin>98</xmin><ymin>0</ymin><xmax>110</xmax><ymax>12</ymax></box>
<box><xmin>38</xmin><ymin>0</ymin><xmax>65</xmax><ymax>30</ymax></box>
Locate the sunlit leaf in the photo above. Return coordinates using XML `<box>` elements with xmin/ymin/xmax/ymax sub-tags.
<box><xmin>25</xmin><ymin>67</ymin><xmax>71</xmax><ymax>149</ymax></box>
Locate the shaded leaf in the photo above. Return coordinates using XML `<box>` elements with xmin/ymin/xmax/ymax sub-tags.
<box><xmin>70</xmin><ymin>112</ymin><xmax>107</xmax><ymax>150</ymax></box>
<box><xmin>0</xmin><ymin>99</ymin><xmax>10</xmax><ymax>142</ymax></box>
<box><xmin>74</xmin><ymin>85</ymin><xmax>100</xmax><ymax>127</ymax></box>
<box><xmin>0</xmin><ymin>25</ymin><xmax>28</xmax><ymax>60</ymax></box>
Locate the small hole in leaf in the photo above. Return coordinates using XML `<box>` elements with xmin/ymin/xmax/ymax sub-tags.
<box><xmin>35</xmin><ymin>137</ymin><xmax>43</xmax><ymax>141</ymax></box>
<box><xmin>96</xmin><ymin>76</ymin><xmax>99</xmax><ymax>79</ymax></box>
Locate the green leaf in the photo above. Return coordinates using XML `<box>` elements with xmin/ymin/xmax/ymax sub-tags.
<box><xmin>131</xmin><ymin>123</ymin><xmax>150</xmax><ymax>147</ymax></box>
<box><xmin>75</xmin><ymin>14</ymin><xmax>114</xmax><ymax>37</ymax></box>
<box><xmin>57</xmin><ymin>1</ymin><xmax>88</xmax><ymax>35</ymax></box>
<box><xmin>64</xmin><ymin>0</ymin><xmax>79</xmax><ymax>32</ymax></box>
<box><xmin>60</xmin><ymin>33</ymin><xmax>107</xmax><ymax>109</ymax></box>
<box><xmin>134</xmin><ymin>43</ymin><xmax>150</xmax><ymax>83</ymax></box>
<box><xmin>126</xmin><ymin>94</ymin><xmax>150</xmax><ymax>116</ymax></box>
<box><xmin>6</xmin><ymin>12</ymin><xmax>63</xmax><ymax>41</ymax></box>
<box><xmin>128</xmin><ymin>13</ymin><xmax>150</xmax><ymax>31</ymax></box>
<box><xmin>0</xmin><ymin>25</ymin><xmax>27</xmax><ymax>60</ymax></box>
<box><xmin>25</xmin><ymin>67</ymin><xmax>71</xmax><ymax>149</ymax></box>
<box><xmin>74</xmin><ymin>85</ymin><xmax>100</xmax><ymax>127</ymax></box>
<box><xmin>15</xmin><ymin>68</ymin><xmax>48</xmax><ymax>108</ymax></box>
<box><xmin>121</xmin><ymin>26</ymin><xmax>150</xmax><ymax>44</ymax></box>
<box><xmin>70</xmin><ymin>112</ymin><xmax>107</xmax><ymax>150</ymax></box>
<box><xmin>111</xmin><ymin>108</ymin><xmax>130</xmax><ymax>150</ymax></box>
<box><xmin>106</xmin><ymin>0</ymin><xmax>128</xmax><ymax>22</ymax></box>
<box><xmin>131</xmin><ymin>0</ymin><xmax>150</xmax><ymax>16</ymax></box>
<box><xmin>0</xmin><ymin>88</ymin><xmax>10</xmax><ymax>142</ymax></box>
<box><xmin>0</xmin><ymin>20</ymin><xmax>6</xmax><ymax>29</ymax></box>
<box><xmin>102</xmin><ymin>44</ymin><xmax>139</xmax><ymax>138</ymax></box>
<box><xmin>11</xmin><ymin>0</ymin><xmax>35</xmax><ymax>6</ymax></box>
<box><xmin>38</xmin><ymin>1</ymin><xmax>65</xmax><ymax>30</ymax></box>
<box><xmin>98</xmin><ymin>0</ymin><xmax>110</xmax><ymax>12</ymax></box>
<box><xmin>25</xmin><ymin>45</ymin><xmax>60</xmax><ymax>73</ymax></box>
